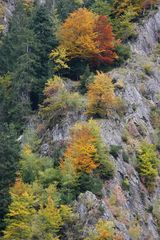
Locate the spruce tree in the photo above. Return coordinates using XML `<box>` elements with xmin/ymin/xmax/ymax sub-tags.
<box><xmin>30</xmin><ymin>5</ymin><xmax>56</xmax><ymax>103</ymax></box>
<box><xmin>0</xmin><ymin>1</ymin><xmax>38</xmax><ymax>127</ymax></box>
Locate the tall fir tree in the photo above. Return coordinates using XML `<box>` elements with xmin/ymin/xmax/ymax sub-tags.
<box><xmin>0</xmin><ymin>1</ymin><xmax>37</xmax><ymax>128</ymax></box>
<box><xmin>30</xmin><ymin>5</ymin><xmax>57</xmax><ymax>104</ymax></box>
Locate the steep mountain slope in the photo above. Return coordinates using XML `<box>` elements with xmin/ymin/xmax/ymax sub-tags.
<box><xmin>1</xmin><ymin>1</ymin><xmax>160</xmax><ymax>239</ymax></box>
<box><xmin>37</xmin><ymin>7</ymin><xmax>160</xmax><ymax>240</ymax></box>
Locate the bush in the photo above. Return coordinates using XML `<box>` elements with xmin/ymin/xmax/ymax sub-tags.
<box><xmin>110</xmin><ymin>145</ymin><xmax>122</xmax><ymax>159</ymax></box>
<box><xmin>95</xmin><ymin>159</ymin><xmax>115</xmax><ymax>180</ymax></box>
<box><xmin>137</xmin><ymin>141</ymin><xmax>160</xmax><ymax>189</ymax></box>
<box><xmin>115</xmin><ymin>44</ymin><xmax>131</xmax><ymax>66</ymax></box>
<box><xmin>122</xmin><ymin>177</ymin><xmax>130</xmax><ymax>191</ymax></box>
<box><xmin>39</xmin><ymin>75</ymin><xmax>85</xmax><ymax>123</ymax></box>
<box><xmin>79</xmin><ymin>65</ymin><xmax>94</xmax><ymax>94</ymax></box>
<box><xmin>122</xmin><ymin>151</ymin><xmax>129</xmax><ymax>163</ymax></box>
<box><xmin>151</xmin><ymin>108</ymin><xmax>160</xmax><ymax>129</ymax></box>
<box><xmin>78</xmin><ymin>173</ymin><xmax>103</xmax><ymax>197</ymax></box>
<box><xmin>128</xmin><ymin>220</ymin><xmax>142</xmax><ymax>240</ymax></box>
<box><xmin>143</xmin><ymin>64</ymin><xmax>152</xmax><ymax>75</ymax></box>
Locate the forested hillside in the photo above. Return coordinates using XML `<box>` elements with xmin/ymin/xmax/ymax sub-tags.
<box><xmin>0</xmin><ymin>0</ymin><xmax>160</xmax><ymax>239</ymax></box>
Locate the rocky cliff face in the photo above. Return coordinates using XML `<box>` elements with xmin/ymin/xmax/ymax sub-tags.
<box><xmin>39</xmin><ymin>8</ymin><xmax>160</xmax><ymax>240</ymax></box>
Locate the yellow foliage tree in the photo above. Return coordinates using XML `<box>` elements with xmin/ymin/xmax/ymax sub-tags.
<box><xmin>3</xmin><ymin>178</ymin><xmax>72</xmax><ymax>239</ymax></box>
<box><xmin>58</xmin><ymin>8</ymin><xmax>99</xmax><ymax>59</ymax></box>
<box><xmin>3</xmin><ymin>178</ymin><xmax>36</xmax><ymax>240</ymax></box>
<box><xmin>87</xmin><ymin>72</ymin><xmax>119</xmax><ymax>117</ymax></box>
<box><xmin>49</xmin><ymin>46</ymin><xmax>69</xmax><ymax>72</ymax></box>
<box><xmin>51</xmin><ymin>8</ymin><xmax>118</xmax><ymax>67</ymax></box>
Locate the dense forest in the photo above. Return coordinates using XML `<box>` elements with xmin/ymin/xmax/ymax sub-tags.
<box><xmin>0</xmin><ymin>0</ymin><xmax>160</xmax><ymax>239</ymax></box>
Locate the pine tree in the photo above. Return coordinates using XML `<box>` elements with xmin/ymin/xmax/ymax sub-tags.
<box><xmin>0</xmin><ymin>1</ymin><xmax>37</xmax><ymax>128</ymax></box>
<box><xmin>55</xmin><ymin>0</ymin><xmax>83</xmax><ymax>21</ymax></box>
<box><xmin>31</xmin><ymin>5</ymin><xmax>56</xmax><ymax>82</ymax></box>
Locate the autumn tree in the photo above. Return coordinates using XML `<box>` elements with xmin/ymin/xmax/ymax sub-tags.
<box><xmin>3</xmin><ymin>178</ymin><xmax>72</xmax><ymax>239</ymax></box>
<box><xmin>3</xmin><ymin>178</ymin><xmax>36</xmax><ymax>240</ymax></box>
<box><xmin>31</xmin><ymin>196</ymin><xmax>72</xmax><ymax>239</ymax></box>
<box><xmin>60</xmin><ymin>120</ymin><xmax>114</xmax><ymax>202</ymax></box>
<box><xmin>52</xmin><ymin>8</ymin><xmax>118</xmax><ymax>67</ymax></box>
<box><xmin>62</xmin><ymin>123</ymin><xmax>98</xmax><ymax>173</ymax></box>
<box><xmin>58</xmin><ymin>8</ymin><xmax>99</xmax><ymax>59</ymax></box>
<box><xmin>94</xmin><ymin>15</ymin><xmax>119</xmax><ymax>64</ymax></box>
<box><xmin>87</xmin><ymin>71</ymin><xmax>120</xmax><ymax>117</ymax></box>
<box><xmin>61</xmin><ymin>120</ymin><xmax>113</xmax><ymax>174</ymax></box>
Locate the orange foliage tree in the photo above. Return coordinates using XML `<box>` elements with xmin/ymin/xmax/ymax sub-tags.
<box><xmin>94</xmin><ymin>15</ymin><xmax>119</xmax><ymax>64</ymax></box>
<box><xmin>54</xmin><ymin>8</ymin><xmax>119</xmax><ymax>65</ymax></box>
<box><xmin>60</xmin><ymin>119</ymin><xmax>112</xmax><ymax>175</ymax></box>
<box><xmin>87</xmin><ymin>71</ymin><xmax>120</xmax><ymax>117</ymax></box>
<box><xmin>58</xmin><ymin>8</ymin><xmax>99</xmax><ymax>59</ymax></box>
<box><xmin>61</xmin><ymin>122</ymin><xmax>99</xmax><ymax>174</ymax></box>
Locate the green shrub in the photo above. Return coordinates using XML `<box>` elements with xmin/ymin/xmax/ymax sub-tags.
<box><xmin>122</xmin><ymin>177</ymin><xmax>130</xmax><ymax>191</ymax></box>
<box><xmin>122</xmin><ymin>151</ymin><xmax>129</xmax><ymax>162</ymax></box>
<box><xmin>95</xmin><ymin>159</ymin><xmax>115</xmax><ymax>180</ymax></box>
<box><xmin>151</xmin><ymin>108</ymin><xmax>160</xmax><ymax>129</ymax></box>
<box><xmin>39</xmin><ymin>76</ymin><xmax>85</xmax><ymax>123</ymax></box>
<box><xmin>79</xmin><ymin>65</ymin><xmax>94</xmax><ymax>94</ymax></box>
<box><xmin>20</xmin><ymin>145</ymin><xmax>54</xmax><ymax>184</ymax></box>
<box><xmin>137</xmin><ymin>142</ymin><xmax>160</xmax><ymax>190</ymax></box>
<box><xmin>110</xmin><ymin>145</ymin><xmax>122</xmax><ymax>159</ymax></box>
<box><xmin>78</xmin><ymin>173</ymin><xmax>103</xmax><ymax>197</ymax></box>
<box><xmin>115</xmin><ymin>44</ymin><xmax>131</xmax><ymax>66</ymax></box>
<box><xmin>39</xmin><ymin>168</ymin><xmax>61</xmax><ymax>187</ymax></box>
<box><xmin>143</xmin><ymin>64</ymin><xmax>152</xmax><ymax>75</ymax></box>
